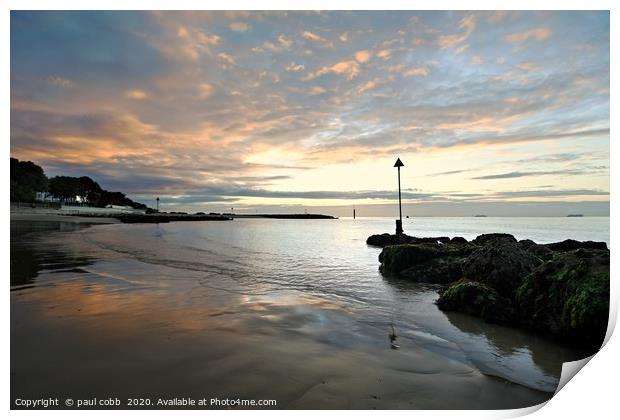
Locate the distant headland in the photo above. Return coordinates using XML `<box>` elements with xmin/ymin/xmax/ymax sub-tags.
<box><xmin>10</xmin><ymin>158</ymin><xmax>337</xmax><ymax>223</ymax></box>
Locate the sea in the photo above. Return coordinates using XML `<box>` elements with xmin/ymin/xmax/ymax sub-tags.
<box><xmin>10</xmin><ymin>216</ymin><xmax>609</xmax><ymax>409</ymax></box>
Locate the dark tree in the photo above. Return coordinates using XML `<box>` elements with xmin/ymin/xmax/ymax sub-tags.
<box><xmin>10</xmin><ymin>157</ymin><xmax>48</xmax><ymax>202</ymax></box>
<box><xmin>11</xmin><ymin>158</ymin><xmax>149</xmax><ymax>210</ymax></box>
<box><xmin>48</xmin><ymin>176</ymin><xmax>102</xmax><ymax>203</ymax></box>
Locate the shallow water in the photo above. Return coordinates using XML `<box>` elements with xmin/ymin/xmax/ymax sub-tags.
<box><xmin>11</xmin><ymin>217</ymin><xmax>606</xmax><ymax>409</ymax></box>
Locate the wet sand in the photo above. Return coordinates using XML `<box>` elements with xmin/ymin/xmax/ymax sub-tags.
<box><xmin>11</xmin><ymin>210</ymin><xmax>120</xmax><ymax>225</ymax></box>
<box><xmin>10</xmin><ymin>220</ymin><xmax>561</xmax><ymax>409</ymax></box>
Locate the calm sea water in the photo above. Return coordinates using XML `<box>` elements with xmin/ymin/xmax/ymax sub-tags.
<box><xmin>11</xmin><ymin>217</ymin><xmax>608</xmax><ymax>409</ymax></box>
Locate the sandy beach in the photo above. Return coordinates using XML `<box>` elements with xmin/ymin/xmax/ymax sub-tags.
<box><xmin>10</xmin><ymin>209</ymin><xmax>120</xmax><ymax>225</ymax></box>
<box><xmin>11</xmin><ymin>217</ymin><xmax>603</xmax><ymax>409</ymax></box>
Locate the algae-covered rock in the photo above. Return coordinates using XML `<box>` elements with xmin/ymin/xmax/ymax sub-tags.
<box><xmin>379</xmin><ymin>243</ymin><xmax>446</xmax><ymax>273</ymax></box>
<box><xmin>367</xmin><ymin>230</ymin><xmax>610</xmax><ymax>346</ymax></box>
<box><xmin>367</xmin><ymin>233</ymin><xmax>409</xmax><ymax>247</ymax></box>
<box><xmin>527</xmin><ymin>244</ymin><xmax>554</xmax><ymax>262</ymax></box>
<box><xmin>516</xmin><ymin>249</ymin><xmax>609</xmax><ymax>347</ymax></box>
<box><xmin>545</xmin><ymin>239</ymin><xmax>608</xmax><ymax>252</ymax></box>
<box><xmin>518</xmin><ymin>239</ymin><xmax>537</xmax><ymax>250</ymax></box>
<box><xmin>379</xmin><ymin>242</ymin><xmax>475</xmax><ymax>283</ymax></box>
<box><xmin>450</xmin><ymin>236</ymin><xmax>468</xmax><ymax>245</ymax></box>
<box><xmin>472</xmin><ymin>233</ymin><xmax>517</xmax><ymax>246</ymax></box>
<box><xmin>436</xmin><ymin>280</ymin><xmax>515</xmax><ymax>323</ymax></box>
<box><xmin>367</xmin><ymin>233</ymin><xmax>451</xmax><ymax>247</ymax></box>
<box><xmin>462</xmin><ymin>240</ymin><xmax>543</xmax><ymax>299</ymax></box>
<box><xmin>399</xmin><ymin>256</ymin><xmax>465</xmax><ymax>284</ymax></box>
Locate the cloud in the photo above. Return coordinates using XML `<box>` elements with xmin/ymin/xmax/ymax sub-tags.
<box><xmin>505</xmin><ymin>27</ymin><xmax>552</xmax><ymax>44</ymax></box>
<box><xmin>47</xmin><ymin>76</ymin><xmax>76</xmax><ymax>89</ymax></box>
<box><xmin>253</xmin><ymin>34</ymin><xmax>293</xmax><ymax>53</ymax></box>
<box><xmin>128</xmin><ymin>185</ymin><xmax>610</xmax><ymax>205</ymax></box>
<box><xmin>10</xmin><ymin>11</ymin><xmax>610</xmax><ymax>212</ymax></box>
<box><xmin>168</xmin><ymin>25</ymin><xmax>221</xmax><ymax>61</ymax></box>
<box><xmin>435</xmin><ymin>116</ymin><xmax>516</xmax><ymax>133</ymax></box>
<box><xmin>435</xmin><ymin>128</ymin><xmax>610</xmax><ymax>149</ymax></box>
<box><xmin>307</xmin><ymin>86</ymin><xmax>326</xmax><ymax>95</ymax></box>
<box><xmin>285</xmin><ymin>62</ymin><xmax>305</xmax><ymax>72</ymax></box>
<box><xmin>491</xmin><ymin>189</ymin><xmax>608</xmax><ymax>199</ymax></box>
<box><xmin>305</xmin><ymin>60</ymin><xmax>361</xmax><ymax>80</ymax></box>
<box><xmin>199</xmin><ymin>83</ymin><xmax>213</xmax><ymax>98</ymax></box>
<box><xmin>516</xmin><ymin>62</ymin><xmax>539</xmax><ymax>72</ymax></box>
<box><xmin>356</xmin><ymin>78</ymin><xmax>382</xmax><ymax>94</ymax></box>
<box><xmin>377</xmin><ymin>49</ymin><xmax>392</xmax><ymax>60</ymax></box>
<box><xmin>229</xmin><ymin>22</ymin><xmax>250</xmax><ymax>32</ymax></box>
<box><xmin>301</xmin><ymin>31</ymin><xmax>333</xmax><ymax>47</ymax></box>
<box><xmin>157</xmin><ymin>186</ymin><xmax>438</xmax><ymax>202</ymax></box>
<box><xmin>428</xmin><ymin>168</ymin><xmax>476</xmax><ymax>176</ymax></box>
<box><xmin>403</xmin><ymin>67</ymin><xmax>429</xmax><ymax>77</ymax></box>
<box><xmin>515</xmin><ymin>153</ymin><xmax>583</xmax><ymax>164</ymax></box>
<box><xmin>217</xmin><ymin>52</ymin><xmax>236</xmax><ymax>67</ymax></box>
<box><xmin>301</xmin><ymin>31</ymin><xmax>322</xmax><ymax>42</ymax></box>
<box><xmin>125</xmin><ymin>90</ymin><xmax>148</xmax><ymax>100</ymax></box>
<box><xmin>455</xmin><ymin>44</ymin><xmax>470</xmax><ymax>54</ymax></box>
<box><xmin>472</xmin><ymin>169</ymin><xmax>589</xmax><ymax>180</ymax></box>
<box><xmin>277</xmin><ymin>35</ymin><xmax>293</xmax><ymax>48</ymax></box>
<box><xmin>354</xmin><ymin>50</ymin><xmax>372</xmax><ymax>63</ymax></box>
<box><xmin>438</xmin><ymin>14</ymin><xmax>476</xmax><ymax>49</ymax></box>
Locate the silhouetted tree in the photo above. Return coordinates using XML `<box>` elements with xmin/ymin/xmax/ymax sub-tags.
<box><xmin>10</xmin><ymin>157</ymin><xmax>48</xmax><ymax>202</ymax></box>
<box><xmin>11</xmin><ymin>158</ymin><xmax>149</xmax><ymax>210</ymax></box>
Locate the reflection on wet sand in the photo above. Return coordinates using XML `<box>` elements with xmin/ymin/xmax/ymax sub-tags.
<box><xmin>11</xmin><ymin>221</ymin><xmax>554</xmax><ymax>409</ymax></box>
<box><xmin>12</xmin><ymin>275</ymin><xmax>552</xmax><ymax>409</ymax></box>
<box><xmin>11</xmin><ymin>221</ymin><xmax>95</xmax><ymax>288</ymax></box>
<box><xmin>380</xmin><ymin>273</ymin><xmax>588</xmax><ymax>392</ymax></box>
<box><xmin>442</xmin><ymin>310</ymin><xmax>592</xmax><ymax>380</ymax></box>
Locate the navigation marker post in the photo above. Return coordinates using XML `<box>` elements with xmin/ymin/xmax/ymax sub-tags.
<box><xmin>394</xmin><ymin>158</ymin><xmax>404</xmax><ymax>235</ymax></box>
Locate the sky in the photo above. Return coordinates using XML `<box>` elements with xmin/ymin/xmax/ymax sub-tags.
<box><xmin>10</xmin><ymin>11</ymin><xmax>610</xmax><ymax>216</ymax></box>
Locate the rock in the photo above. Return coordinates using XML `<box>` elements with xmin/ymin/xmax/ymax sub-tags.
<box><xmin>367</xmin><ymin>231</ymin><xmax>612</xmax><ymax>346</ymax></box>
<box><xmin>367</xmin><ymin>233</ymin><xmax>451</xmax><ymax>247</ymax></box>
<box><xmin>472</xmin><ymin>233</ymin><xmax>517</xmax><ymax>246</ymax></box>
<box><xmin>436</xmin><ymin>280</ymin><xmax>515</xmax><ymax>323</ymax></box>
<box><xmin>412</xmin><ymin>236</ymin><xmax>451</xmax><ymax>244</ymax></box>
<box><xmin>462</xmin><ymin>240</ymin><xmax>543</xmax><ymax>299</ymax></box>
<box><xmin>379</xmin><ymin>243</ymin><xmax>446</xmax><ymax>273</ymax></box>
<box><xmin>379</xmin><ymin>242</ymin><xmax>475</xmax><ymax>283</ymax></box>
<box><xmin>518</xmin><ymin>239</ymin><xmax>536</xmax><ymax>250</ymax></box>
<box><xmin>527</xmin><ymin>244</ymin><xmax>554</xmax><ymax>262</ymax></box>
<box><xmin>366</xmin><ymin>233</ymin><xmax>407</xmax><ymax>247</ymax></box>
<box><xmin>399</xmin><ymin>256</ymin><xmax>465</xmax><ymax>284</ymax></box>
<box><xmin>516</xmin><ymin>249</ymin><xmax>609</xmax><ymax>348</ymax></box>
<box><xmin>545</xmin><ymin>239</ymin><xmax>608</xmax><ymax>252</ymax></box>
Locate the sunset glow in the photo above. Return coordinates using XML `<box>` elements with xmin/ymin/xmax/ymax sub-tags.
<box><xmin>10</xmin><ymin>11</ymin><xmax>610</xmax><ymax>215</ymax></box>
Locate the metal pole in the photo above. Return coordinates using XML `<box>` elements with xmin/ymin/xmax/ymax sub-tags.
<box><xmin>393</xmin><ymin>157</ymin><xmax>404</xmax><ymax>234</ymax></box>
<box><xmin>398</xmin><ymin>166</ymin><xmax>402</xmax><ymax>224</ymax></box>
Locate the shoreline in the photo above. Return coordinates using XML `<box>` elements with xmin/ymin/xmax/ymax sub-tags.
<box><xmin>10</xmin><ymin>211</ymin><xmax>120</xmax><ymax>225</ymax></box>
<box><xmin>10</xmin><ymin>208</ymin><xmax>335</xmax><ymax>224</ymax></box>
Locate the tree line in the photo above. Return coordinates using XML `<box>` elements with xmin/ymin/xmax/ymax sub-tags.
<box><xmin>10</xmin><ymin>157</ymin><xmax>148</xmax><ymax>210</ymax></box>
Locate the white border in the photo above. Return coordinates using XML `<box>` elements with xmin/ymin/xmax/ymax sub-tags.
<box><xmin>3</xmin><ymin>1</ymin><xmax>617</xmax><ymax>419</ymax></box>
